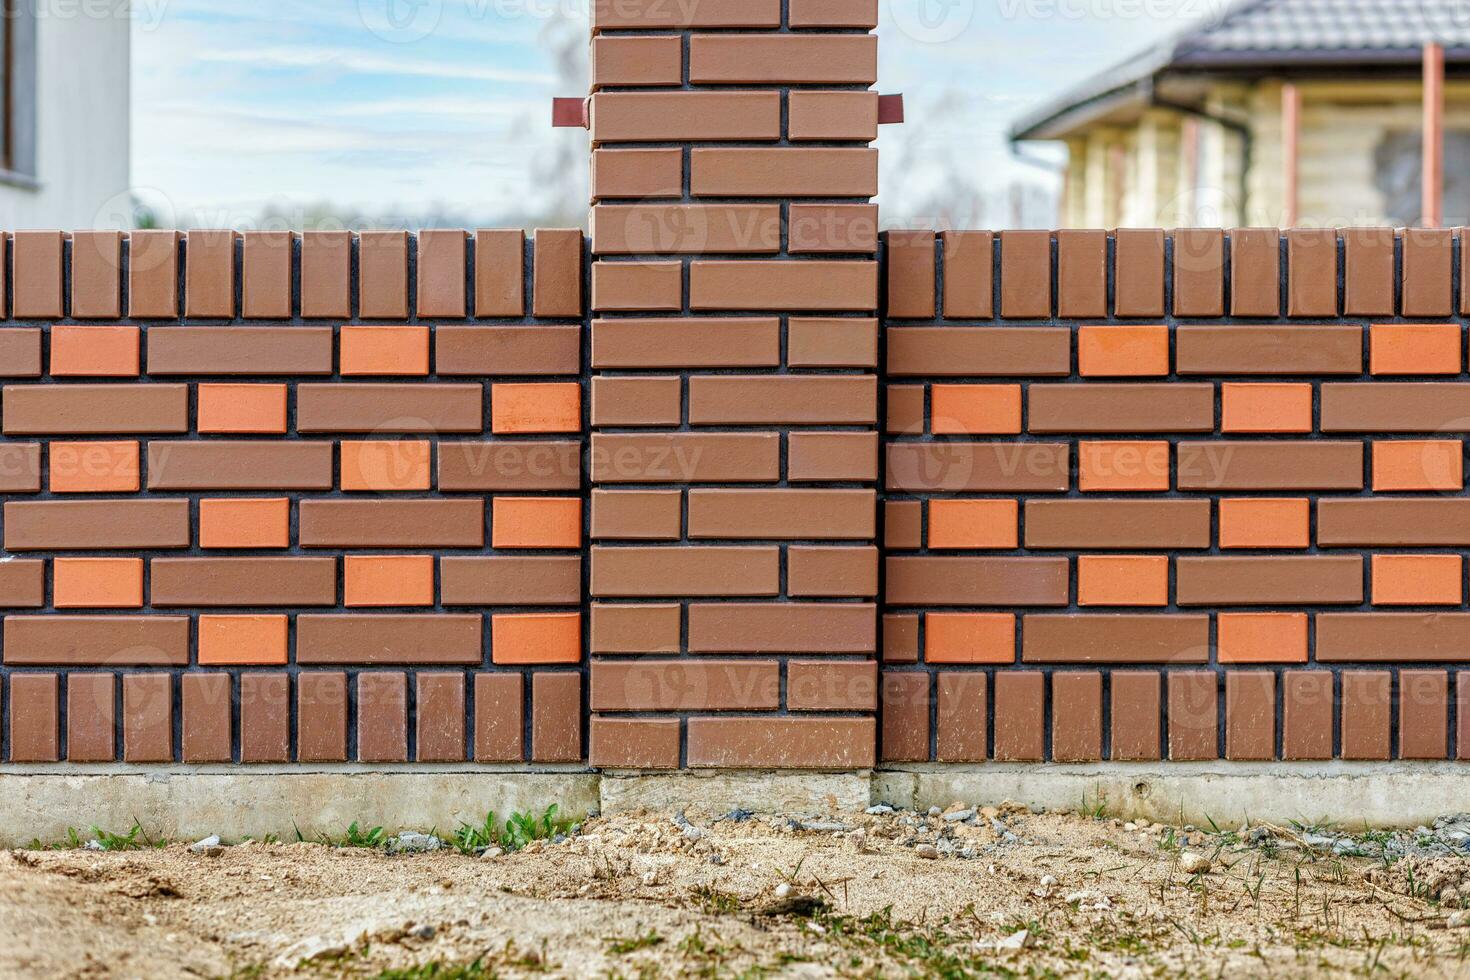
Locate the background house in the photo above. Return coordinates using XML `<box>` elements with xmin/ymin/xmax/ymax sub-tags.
<box><xmin>0</xmin><ymin>4</ymin><xmax>129</xmax><ymax>229</ymax></box>
<box><xmin>1010</xmin><ymin>0</ymin><xmax>1470</xmax><ymax>229</ymax></box>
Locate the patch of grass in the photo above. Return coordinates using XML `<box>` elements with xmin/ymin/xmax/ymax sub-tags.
<box><xmin>372</xmin><ymin>959</ymin><xmax>492</xmax><ymax>979</ymax></box>
<box><xmin>1079</xmin><ymin>790</ymin><xmax>1108</xmax><ymax>820</ymax></box>
<box><xmin>810</xmin><ymin>905</ymin><xmax>1034</xmax><ymax>978</ymax></box>
<box><xmin>338</xmin><ymin>821</ymin><xmax>388</xmax><ymax>849</ymax></box>
<box><xmin>606</xmin><ymin>929</ymin><xmax>664</xmax><ymax>955</ymax></box>
<box><xmin>88</xmin><ymin>822</ymin><xmax>159</xmax><ymax>851</ymax></box>
<box><xmin>451</xmin><ymin>805</ymin><xmax>572</xmax><ymax>855</ymax></box>
<box><xmin>690</xmin><ymin>883</ymin><xmax>743</xmax><ymax>915</ymax></box>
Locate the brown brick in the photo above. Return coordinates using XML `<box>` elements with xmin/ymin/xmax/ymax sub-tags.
<box><xmin>589</xmin><ymin>718</ymin><xmax>680</xmax><ymax>769</ymax></box>
<box><xmin>884</xmin><ymin>501</ymin><xmax>922</xmax><ymax>550</ymax></box>
<box><xmin>687</xmin><ymin>717</ymin><xmax>875</xmax><ymax>768</ymax></box>
<box><xmin>241</xmin><ymin>231</ymin><xmax>292</xmax><ymax>319</ymax></box>
<box><xmin>592</xmin><ymin>0</ymin><xmax>779</xmax><ymax>28</ymax></box>
<box><xmin>417</xmin><ymin>230</ymin><xmax>467</xmax><ymax>318</ymax></box>
<box><xmin>593</xmin><ymin>318</ymin><xmax>779</xmax><ymax>369</ymax></box>
<box><xmin>1286</xmin><ymin>228</ymin><xmax>1338</xmax><ymax>316</ymax></box>
<box><xmin>1114</xmin><ymin>228</ymin><xmax>1165</xmax><ymax>317</ymax></box>
<box><xmin>592</xmin><ymin>433</ymin><xmax>779</xmax><ymax>484</ymax></box>
<box><xmin>1028</xmin><ymin>383</ymin><xmax>1213</xmax><ymax>433</ymax></box>
<box><xmin>1176</xmin><ymin>556</ymin><xmax>1362</xmax><ymax>605</ymax></box>
<box><xmin>993</xmin><ymin>672</ymin><xmax>1044</xmax><ymax>761</ymax></box>
<box><xmin>1056</xmin><ymin>229</ymin><xmax>1106</xmax><ymax>318</ymax></box>
<box><xmin>441</xmin><ymin>556</ymin><xmax>579</xmax><ymax>606</ymax></box>
<box><xmin>1341</xmin><ymin>671</ymin><xmax>1390</xmax><ymax>760</ymax></box>
<box><xmin>9</xmin><ymin>673</ymin><xmax>59</xmax><ymax>762</ymax></box>
<box><xmin>1401</xmin><ymin>670</ymin><xmax>1449</xmax><ymax>759</ymax></box>
<box><xmin>788</xmin><ymin>661</ymin><xmax>877</xmax><ymax>712</ymax></box>
<box><xmin>2</xmin><ymin>384</ymin><xmax>187</xmax><ymax>434</ymax></box>
<box><xmin>177</xmin><ymin>674</ymin><xmax>230</xmax><ymax>763</ymax></box>
<box><xmin>1176</xmin><ymin>325</ymin><xmax>1361</xmax><ymax>374</ymax></box>
<box><xmin>473</xmin><ymin>229</ymin><xmax>524</xmax><ymax>317</ymax></box>
<box><xmin>887</xmin><ymin>231</ymin><xmax>935</xmax><ymax>318</ymax></box>
<box><xmin>149</xmin><ymin>326</ymin><xmax>332</xmax><ymax>377</ymax></box>
<box><xmin>690</xmin><ymin>260</ymin><xmax>877</xmax><ymax>311</ymax></box>
<box><xmin>789</xmin><ymin>431</ymin><xmax>877</xmax><ymax>482</ymax></box>
<box><xmin>691</xmin><ymin>148</ymin><xmax>876</xmax><ymax>197</ymax></box>
<box><xmin>590</xmin><ymin>603</ymin><xmax>680</xmax><ymax>654</ymax></box>
<box><xmin>935</xmin><ymin>672</ymin><xmax>986</xmax><ymax>762</ymax></box>
<box><xmin>688</xmin><ymin>376</ymin><xmax>874</xmax><ymax>425</ymax></box>
<box><xmin>1460</xmin><ymin>674</ymin><xmax>1470</xmax><ymax>760</ymax></box>
<box><xmin>885</xmin><ymin>385</ymin><xmax>923</xmax><ymax>434</ymax></box>
<box><xmin>183</xmin><ymin>230</ymin><xmax>237</xmax><ymax>318</ymax></box>
<box><xmin>150</xmin><ymin>557</ymin><xmax>336</xmax><ymax>607</ymax></box>
<box><xmin>1022</xmin><ymin>615</ymin><xmax>1208</xmax><ymax>664</ymax></box>
<box><xmin>12</xmin><ymin>231</ymin><xmax>63</xmax><ymax>319</ymax></box>
<box><xmin>359</xmin><ymin>231</ymin><xmax>410</xmax><ymax>318</ymax></box>
<box><xmin>687</xmin><ymin>488</ymin><xmax>874</xmax><ymax>539</ymax></box>
<box><xmin>592</xmin><ymin>546</ymin><xmax>778</xmax><ymax>597</ymax></box>
<box><xmin>147</xmin><ymin>442</ymin><xmax>331</xmax><ymax>490</ymax></box>
<box><xmin>593</xmin><ymin>204</ymin><xmax>778</xmax><ymax>255</ymax></box>
<box><xmin>1110</xmin><ymin>671</ymin><xmax>1161</xmax><ymax>761</ymax></box>
<box><xmin>297</xmin><ymin>383</ymin><xmax>481</xmax><ymax>433</ymax></box>
<box><xmin>880</xmin><ymin>671</ymin><xmax>930</xmax><ymax>762</ymax></box>
<box><xmin>1024</xmin><ymin>499</ymin><xmax>1209</xmax><ymax>550</ymax></box>
<box><xmin>71</xmin><ymin>230</ymin><xmax>122</xmax><ymax>319</ymax></box>
<box><xmin>299</xmin><ymin>499</ymin><xmax>483</xmax><ymax>549</ymax></box>
<box><xmin>592</xmin><ymin>91</ymin><xmax>780</xmax><ymax>142</ymax></box>
<box><xmin>789</xmin><ymin>203</ymin><xmax>878</xmax><ymax>253</ymax></box>
<box><xmin>0</xmin><ymin>444</ymin><xmax>39</xmax><ymax>493</ymax></box>
<box><xmin>790</xmin><ymin>0</ymin><xmax>877</xmax><ymax>26</ymax></box>
<box><xmin>787</xmin><ymin>91</ymin><xmax>878</xmax><ymax>141</ymax></box>
<box><xmin>532</xmin><ymin>672</ymin><xmax>581</xmax><ymax>763</ymax></box>
<box><xmin>788</xmin><ymin>546</ymin><xmax>878</xmax><ymax>598</ymax></box>
<box><xmin>591</xmin><ymin>34</ymin><xmax>681</xmax><ymax>87</ymax></box>
<box><xmin>998</xmin><ymin>230</ymin><xmax>1050</xmax><ymax>318</ymax></box>
<box><xmin>239</xmin><ymin>672</ymin><xmax>290</xmax><ymax>763</ymax></box>
<box><xmin>940</xmin><ymin>230</ymin><xmax>993</xmax><ymax>318</ymax></box>
<box><xmin>592</xmin><ymin>376</ymin><xmax>681</xmax><ymax>428</ymax></box>
<box><xmin>591</xmin><ymin>490</ymin><xmax>681</xmax><ymax>541</ymax></box>
<box><xmin>1051</xmin><ymin>671</ymin><xmax>1103</xmax><ymax>762</ymax></box>
<box><xmin>689</xmin><ymin>34</ymin><xmax>875</xmax><ymax>84</ymax></box>
<box><xmin>886</xmin><ymin>327</ymin><xmax>1069</xmax><ymax>376</ymax></box>
<box><xmin>883</xmin><ymin>614</ymin><xmax>919</xmax><ymax>663</ymax></box>
<box><xmin>532</xmin><ymin>228</ymin><xmax>582</xmax><ymax>317</ymax></box>
<box><xmin>1282</xmin><ymin>671</ymin><xmax>1332</xmax><ymax>761</ymax></box>
<box><xmin>590</xmin><ymin>148</ymin><xmax>683</xmax><ymax>201</ymax></box>
<box><xmin>439</xmin><ymin>441</ymin><xmax>580</xmax><ymax>492</ymax></box>
<box><xmin>5</xmin><ymin>500</ymin><xmax>188</xmax><ymax>552</ymax></box>
<box><xmin>886</xmin><ymin>556</ymin><xmax>1066</xmax><ymax>606</ymax></box>
<box><xmin>128</xmin><ymin>230</ymin><xmax>179</xmax><ymax>319</ymax></box>
<box><xmin>1173</xmin><ymin>228</ymin><xmax>1224</xmax><ymax>316</ymax></box>
<box><xmin>1402</xmin><ymin>228</ymin><xmax>1453</xmax><ymax>317</ymax></box>
<box><xmin>474</xmin><ymin>673</ymin><xmax>524</xmax><ymax>762</ymax></box>
<box><xmin>120</xmin><ymin>673</ymin><xmax>172</xmax><ymax>763</ymax></box>
<box><xmin>687</xmin><ymin>603</ymin><xmax>875</xmax><ymax>653</ymax></box>
<box><xmin>592</xmin><ymin>660</ymin><xmax>779</xmax><ymax>712</ymax></box>
<box><xmin>1321</xmin><ymin>382</ymin><xmax>1470</xmax><ymax>432</ymax></box>
<box><xmin>297</xmin><ymin>615</ymin><xmax>481</xmax><ymax>665</ymax></box>
<box><xmin>299</xmin><ymin>231</ymin><xmax>350</xmax><ymax>318</ymax></box>
<box><xmin>1318</xmin><ymin>613</ymin><xmax>1470</xmax><ymax>661</ymax></box>
<box><xmin>0</xmin><ymin>329</ymin><xmax>42</xmax><ymax>377</ymax></box>
<box><xmin>1229</xmin><ymin>228</ymin><xmax>1281</xmax><ymax>317</ymax></box>
<box><xmin>437</xmin><ymin>326</ymin><xmax>579</xmax><ymax>377</ymax></box>
<box><xmin>886</xmin><ymin>442</ymin><xmax>1068</xmax><ymax>492</ymax></box>
<box><xmin>67</xmin><ymin>673</ymin><xmax>115</xmax><ymax>762</ymax></box>
<box><xmin>1343</xmin><ymin>227</ymin><xmax>1395</xmax><ymax>315</ymax></box>
<box><xmin>357</xmin><ymin>673</ymin><xmax>408</xmax><ymax>763</ymax></box>
<box><xmin>5</xmin><ymin>617</ymin><xmax>187</xmax><ymax>666</ymax></box>
<box><xmin>591</xmin><ymin>260</ymin><xmax>681</xmax><ymax>311</ymax></box>
<box><xmin>297</xmin><ymin>672</ymin><xmax>348</xmax><ymax>762</ymax></box>
<box><xmin>1225</xmin><ymin>672</ymin><xmax>1275</xmax><ymax>761</ymax></box>
<box><xmin>788</xmin><ymin>318</ymin><xmax>878</xmax><ymax>368</ymax></box>
<box><xmin>1176</xmin><ymin>441</ymin><xmax>1362</xmax><ymax>491</ymax></box>
<box><xmin>1319</xmin><ymin>499</ymin><xmax>1470</xmax><ymax>547</ymax></box>
<box><xmin>0</xmin><ymin>560</ymin><xmax>44</xmax><ymax>608</ymax></box>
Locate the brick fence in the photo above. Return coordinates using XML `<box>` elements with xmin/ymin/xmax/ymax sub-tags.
<box><xmin>0</xmin><ymin>1</ymin><xmax>1467</xmax><ymax>769</ymax></box>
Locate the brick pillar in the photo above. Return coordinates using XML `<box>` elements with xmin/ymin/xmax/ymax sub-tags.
<box><xmin>586</xmin><ymin>0</ymin><xmax>881</xmax><ymax>769</ymax></box>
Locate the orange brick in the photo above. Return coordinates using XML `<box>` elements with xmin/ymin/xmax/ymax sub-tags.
<box><xmin>198</xmin><ymin>384</ymin><xmax>288</xmax><ymax>434</ymax></box>
<box><xmin>344</xmin><ymin>556</ymin><xmax>435</xmax><ymax>607</ymax></box>
<box><xmin>491</xmin><ymin>383</ymin><xmax>581</xmax><ymax>434</ymax></box>
<box><xmin>492</xmin><ymin>497</ymin><xmax>583</xmax><ymax>549</ymax></box>
<box><xmin>1219</xmin><ymin>498</ymin><xmax>1309</xmax><ymax>548</ymax></box>
<box><xmin>49</xmin><ymin>325</ymin><xmax>139</xmax><ymax>376</ymax></box>
<box><xmin>53</xmin><ymin>558</ymin><xmax>143</xmax><ymax>608</ymax></box>
<box><xmin>1370</xmin><ymin>323</ymin><xmax>1461</xmax><ymax>375</ymax></box>
<box><xmin>340</xmin><ymin>326</ymin><xmax>430</xmax><ymax>376</ymax></box>
<box><xmin>930</xmin><ymin>384</ymin><xmax>1021</xmax><ymax>434</ymax></box>
<box><xmin>341</xmin><ymin>441</ymin><xmax>432</xmax><ymax>492</ymax></box>
<box><xmin>199</xmin><ymin>614</ymin><xmax>288</xmax><ymax>665</ymax></box>
<box><xmin>1373</xmin><ymin>440</ymin><xmax>1463</xmax><ymax>491</ymax></box>
<box><xmin>1078</xmin><ymin>325</ymin><xmax>1169</xmax><ymax>377</ymax></box>
<box><xmin>200</xmin><ymin>498</ymin><xmax>290</xmax><ymax>549</ymax></box>
<box><xmin>924</xmin><ymin>612</ymin><xmax>1015</xmax><ymax>664</ymax></box>
<box><xmin>927</xmin><ymin>499</ymin><xmax>1017</xmax><ymax>549</ymax></box>
<box><xmin>1078</xmin><ymin>441</ymin><xmax>1169</xmax><ymax>492</ymax></box>
<box><xmin>492</xmin><ymin>612</ymin><xmax>581</xmax><ymax>665</ymax></box>
<box><xmin>49</xmin><ymin>441</ymin><xmax>138</xmax><ymax>493</ymax></box>
<box><xmin>1077</xmin><ymin>555</ymin><xmax>1168</xmax><ymax>606</ymax></box>
<box><xmin>1221</xmin><ymin>383</ymin><xmax>1312</xmax><ymax>433</ymax></box>
<box><xmin>1217</xmin><ymin>613</ymin><xmax>1308</xmax><ymax>664</ymax></box>
<box><xmin>1372</xmin><ymin>554</ymin><xmax>1463</xmax><ymax>606</ymax></box>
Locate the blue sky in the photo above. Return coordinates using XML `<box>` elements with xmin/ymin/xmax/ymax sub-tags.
<box><xmin>132</xmin><ymin>0</ymin><xmax>1226</xmax><ymax>227</ymax></box>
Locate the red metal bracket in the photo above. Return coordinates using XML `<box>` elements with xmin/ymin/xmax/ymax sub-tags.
<box><xmin>551</xmin><ymin>98</ymin><xmax>589</xmax><ymax>129</ymax></box>
<box><xmin>878</xmin><ymin>94</ymin><xmax>904</xmax><ymax>125</ymax></box>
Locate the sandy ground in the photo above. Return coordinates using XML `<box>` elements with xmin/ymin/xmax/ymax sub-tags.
<box><xmin>4</xmin><ymin>802</ymin><xmax>1470</xmax><ymax>978</ymax></box>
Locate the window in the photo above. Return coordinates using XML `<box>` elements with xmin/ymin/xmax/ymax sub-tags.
<box><xmin>1</xmin><ymin>0</ymin><xmax>36</xmax><ymax>180</ymax></box>
<box><xmin>1374</xmin><ymin>130</ymin><xmax>1470</xmax><ymax>226</ymax></box>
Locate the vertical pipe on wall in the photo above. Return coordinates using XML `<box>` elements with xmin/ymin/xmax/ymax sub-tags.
<box><xmin>1281</xmin><ymin>83</ymin><xmax>1300</xmax><ymax>228</ymax></box>
<box><xmin>1422</xmin><ymin>42</ymin><xmax>1445</xmax><ymax>229</ymax></box>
